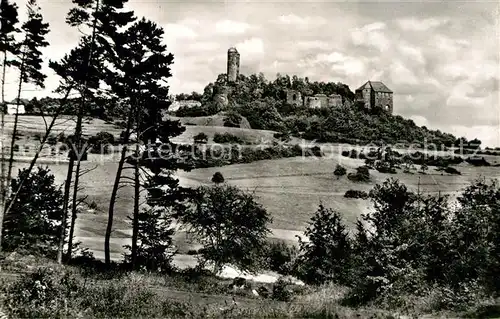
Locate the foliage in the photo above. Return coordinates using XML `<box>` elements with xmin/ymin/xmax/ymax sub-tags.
<box><xmin>88</xmin><ymin>131</ymin><xmax>115</xmax><ymax>154</ymax></box>
<box><xmin>213</xmin><ymin>132</ymin><xmax>246</xmax><ymax>145</ymax></box>
<box><xmin>193</xmin><ymin>132</ymin><xmax>208</xmax><ymax>144</ymax></box>
<box><xmin>179</xmin><ymin>184</ymin><xmax>272</xmax><ymax>273</ymax></box>
<box><xmin>2</xmin><ymin>167</ymin><xmax>65</xmax><ymax>256</ymax></box>
<box><xmin>263</xmin><ymin>240</ymin><xmax>298</xmax><ymax>275</ymax></box>
<box><xmin>344</xmin><ymin>190</ymin><xmax>369</xmax><ymax>199</ymax></box>
<box><xmin>123</xmin><ymin>206</ymin><xmax>176</xmax><ymax>273</ymax></box>
<box><xmin>347</xmin><ymin>166</ymin><xmax>370</xmax><ymax>182</ymax></box>
<box><xmin>296</xmin><ymin>205</ymin><xmax>352</xmax><ymax>285</ymax></box>
<box><xmin>186</xmin><ymin>143</ymin><xmax>319</xmax><ymax>169</ymax></box>
<box><xmin>334</xmin><ymin>164</ymin><xmax>347</xmax><ymax>178</ymax></box>
<box><xmin>223</xmin><ymin>111</ymin><xmax>242</xmax><ymax>128</ymax></box>
<box><xmin>211</xmin><ymin>172</ymin><xmax>224</xmax><ymax>184</ymax></box>
<box><xmin>3</xmin><ymin>267</ymin><xmax>81</xmax><ymax>318</ymax></box>
<box><xmin>271</xmin><ymin>277</ymin><xmax>293</xmax><ymax>302</ymax></box>
<box><xmin>443</xmin><ymin>166</ymin><xmax>461</xmax><ymax>175</ymax></box>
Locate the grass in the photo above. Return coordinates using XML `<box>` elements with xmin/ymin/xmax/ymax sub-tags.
<box><xmin>1</xmin><ymin>260</ymin><xmax>492</xmax><ymax>319</ymax></box>
<box><xmin>5</xmin><ymin>114</ymin><xmax>500</xmax><ymax>262</ymax></box>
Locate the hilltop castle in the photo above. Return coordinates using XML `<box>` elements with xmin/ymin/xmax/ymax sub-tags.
<box><xmin>216</xmin><ymin>47</ymin><xmax>393</xmax><ymax>114</ymax></box>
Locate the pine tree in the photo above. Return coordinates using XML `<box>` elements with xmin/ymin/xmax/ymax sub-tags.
<box><xmin>104</xmin><ymin>18</ymin><xmax>193</xmax><ymax>267</ymax></box>
<box><xmin>50</xmin><ymin>0</ymin><xmax>134</xmax><ymax>263</ymax></box>
<box><xmin>0</xmin><ymin>0</ymin><xmax>19</xmax><ymax>252</ymax></box>
<box><xmin>2</xmin><ymin>0</ymin><xmax>49</xmax><ymax>251</ymax></box>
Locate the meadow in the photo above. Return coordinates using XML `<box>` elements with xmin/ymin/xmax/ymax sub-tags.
<box><xmin>5</xmin><ymin>114</ymin><xmax>500</xmax><ymax>263</ymax></box>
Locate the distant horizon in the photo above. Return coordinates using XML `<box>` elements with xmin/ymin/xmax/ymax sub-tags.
<box><xmin>2</xmin><ymin>0</ymin><xmax>499</xmax><ymax>146</ymax></box>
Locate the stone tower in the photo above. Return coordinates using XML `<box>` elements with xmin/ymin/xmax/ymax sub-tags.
<box><xmin>227</xmin><ymin>47</ymin><xmax>240</xmax><ymax>83</ymax></box>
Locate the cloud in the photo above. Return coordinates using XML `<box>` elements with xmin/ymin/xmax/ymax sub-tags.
<box><xmin>396</xmin><ymin>17</ymin><xmax>449</xmax><ymax>31</ymax></box>
<box><xmin>163</xmin><ymin>23</ymin><xmax>197</xmax><ymax>39</ymax></box>
<box><xmin>274</xmin><ymin>14</ymin><xmax>327</xmax><ymax>27</ymax></box>
<box><xmin>215</xmin><ymin>20</ymin><xmax>252</xmax><ymax>35</ymax></box>
<box><xmin>350</xmin><ymin>22</ymin><xmax>390</xmax><ymax>52</ymax></box>
<box><xmin>235</xmin><ymin>37</ymin><xmax>265</xmax><ymax>57</ymax></box>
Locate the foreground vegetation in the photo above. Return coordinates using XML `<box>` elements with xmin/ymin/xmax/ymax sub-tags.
<box><xmin>1</xmin><ymin>165</ymin><xmax>499</xmax><ymax>317</ymax></box>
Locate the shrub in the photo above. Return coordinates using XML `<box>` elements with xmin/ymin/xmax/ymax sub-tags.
<box><xmin>211</xmin><ymin>172</ymin><xmax>225</xmax><ymax>184</ymax></box>
<box><xmin>271</xmin><ymin>277</ymin><xmax>293</xmax><ymax>302</ymax></box>
<box><xmin>179</xmin><ymin>184</ymin><xmax>272</xmax><ymax>273</ymax></box>
<box><xmin>4</xmin><ymin>267</ymin><xmax>81</xmax><ymax>318</ymax></box>
<box><xmin>347</xmin><ymin>166</ymin><xmax>370</xmax><ymax>182</ymax></box>
<box><xmin>263</xmin><ymin>240</ymin><xmax>298</xmax><ymax>275</ymax></box>
<box><xmin>296</xmin><ymin>205</ymin><xmax>351</xmax><ymax>285</ymax></box>
<box><xmin>465</xmin><ymin>157</ymin><xmax>490</xmax><ymax>167</ymax></box>
<box><xmin>213</xmin><ymin>132</ymin><xmax>245</xmax><ymax>145</ymax></box>
<box><xmin>444</xmin><ymin>166</ymin><xmax>461</xmax><ymax>175</ymax></box>
<box><xmin>2</xmin><ymin>167</ymin><xmax>66</xmax><ymax>256</ymax></box>
<box><xmin>89</xmin><ymin>131</ymin><xmax>115</xmax><ymax>154</ymax></box>
<box><xmin>193</xmin><ymin>132</ymin><xmax>208</xmax><ymax>144</ymax></box>
<box><xmin>344</xmin><ymin>190</ymin><xmax>369</xmax><ymax>199</ymax></box>
<box><xmin>334</xmin><ymin>164</ymin><xmax>347</xmax><ymax>178</ymax></box>
<box><xmin>223</xmin><ymin>111</ymin><xmax>242</xmax><ymax>128</ymax></box>
<box><xmin>375</xmin><ymin>160</ymin><xmax>397</xmax><ymax>174</ymax></box>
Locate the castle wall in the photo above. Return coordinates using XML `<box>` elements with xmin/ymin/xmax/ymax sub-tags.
<box><xmin>328</xmin><ymin>94</ymin><xmax>342</xmax><ymax>108</ymax></box>
<box><xmin>374</xmin><ymin>92</ymin><xmax>393</xmax><ymax>114</ymax></box>
<box><xmin>305</xmin><ymin>96</ymin><xmax>322</xmax><ymax>108</ymax></box>
<box><xmin>286</xmin><ymin>90</ymin><xmax>303</xmax><ymax>106</ymax></box>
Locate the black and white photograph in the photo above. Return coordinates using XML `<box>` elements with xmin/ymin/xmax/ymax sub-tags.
<box><xmin>0</xmin><ymin>0</ymin><xmax>499</xmax><ymax>317</ymax></box>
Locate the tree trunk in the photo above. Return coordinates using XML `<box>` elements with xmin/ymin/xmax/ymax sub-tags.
<box><xmin>57</xmin><ymin>158</ymin><xmax>74</xmax><ymax>264</ymax></box>
<box><xmin>131</xmin><ymin>104</ymin><xmax>142</xmax><ymax>269</ymax></box>
<box><xmin>105</xmin><ymin>109</ymin><xmax>133</xmax><ymax>265</ymax></box>
<box><xmin>65</xmin><ymin>94</ymin><xmax>85</xmax><ymax>261</ymax></box>
<box><xmin>0</xmin><ymin>52</ymin><xmax>8</xmax><ymax>251</ymax></box>
<box><xmin>6</xmin><ymin>54</ymin><xmax>25</xmax><ymax>212</ymax></box>
<box><xmin>65</xmin><ymin>0</ymin><xmax>100</xmax><ymax>261</ymax></box>
<box><xmin>66</xmin><ymin>157</ymin><xmax>81</xmax><ymax>261</ymax></box>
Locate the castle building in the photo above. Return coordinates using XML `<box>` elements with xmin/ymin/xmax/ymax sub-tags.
<box><xmin>286</xmin><ymin>90</ymin><xmax>343</xmax><ymax>109</ymax></box>
<box><xmin>227</xmin><ymin>47</ymin><xmax>240</xmax><ymax>83</ymax></box>
<box><xmin>355</xmin><ymin>81</ymin><xmax>393</xmax><ymax>114</ymax></box>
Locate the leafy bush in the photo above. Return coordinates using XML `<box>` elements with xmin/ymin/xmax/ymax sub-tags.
<box><xmin>223</xmin><ymin>111</ymin><xmax>242</xmax><ymax>128</ymax></box>
<box><xmin>444</xmin><ymin>166</ymin><xmax>461</xmax><ymax>175</ymax></box>
<box><xmin>179</xmin><ymin>184</ymin><xmax>272</xmax><ymax>273</ymax></box>
<box><xmin>334</xmin><ymin>164</ymin><xmax>347</xmax><ymax>178</ymax></box>
<box><xmin>296</xmin><ymin>205</ymin><xmax>351</xmax><ymax>285</ymax></box>
<box><xmin>211</xmin><ymin>172</ymin><xmax>224</xmax><ymax>184</ymax></box>
<box><xmin>2</xmin><ymin>167</ymin><xmax>66</xmax><ymax>256</ymax></box>
<box><xmin>344</xmin><ymin>190</ymin><xmax>369</xmax><ymax>199</ymax></box>
<box><xmin>213</xmin><ymin>132</ymin><xmax>245</xmax><ymax>145</ymax></box>
<box><xmin>89</xmin><ymin>131</ymin><xmax>115</xmax><ymax>154</ymax></box>
<box><xmin>271</xmin><ymin>277</ymin><xmax>293</xmax><ymax>302</ymax></box>
<box><xmin>375</xmin><ymin>160</ymin><xmax>397</xmax><ymax>174</ymax></box>
<box><xmin>347</xmin><ymin>166</ymin><xmax>370</xmax><ymax>182</ymax></box>
<box><xmin>263</xmin><ymin>240</ymin><xmax>298</xmax><ymax>275</ymax></box>
<box><xmin>193</xmin><ymin>132</ymin><xmax>208</xmax><ymax>144</ymax></box>
<box><xmin>3</xmin><ymin>267</ymin><xmax>81</xmax><ymax>318</ymax></box>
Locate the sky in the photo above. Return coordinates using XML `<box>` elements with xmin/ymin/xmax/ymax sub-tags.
<box><xmin>4</xmin><ymin>0</ymin><xmax>500</xmax><ymax>147</ymax></box>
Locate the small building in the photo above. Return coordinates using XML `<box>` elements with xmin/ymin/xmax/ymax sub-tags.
<box><xmin>355</xmin><ymin>81</ymin><xmax>393</xmax><ymax>114</ymax></box>
<box><xmin>5</xmin><ymin>102</ymin><xmax>25</xmax><ymax>115</ymax></box>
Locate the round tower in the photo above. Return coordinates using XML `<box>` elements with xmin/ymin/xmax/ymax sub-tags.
<box><xmin>227</xmin><ymin>47</ymin><xmax>240</xmax><ymax>83</ymax></box>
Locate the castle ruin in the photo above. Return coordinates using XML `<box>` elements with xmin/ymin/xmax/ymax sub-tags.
<box><xmin>227</xmin><ymin>47</ymin><xmax>240</xmax><ymax>83</ymax></box>
<box><xmin>214</xmin><ymin>48</ymin><xmax>393</xmax><ymax>113</ymax></box>
<box><xmin>287</xmin><ymin>90</ymin><xmax>343</xmax><ymax>109</ymax></box>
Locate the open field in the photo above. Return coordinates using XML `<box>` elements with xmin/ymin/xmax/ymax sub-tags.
<box><xmin>5</xmin><ymin>114</ymin><xmax>500</xmax><ymax>265</ymax></box>
<box><xmin>10</xmin><ymin>150</ymin><xmax>500</xmax><ymax>264</ymax></box>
